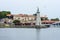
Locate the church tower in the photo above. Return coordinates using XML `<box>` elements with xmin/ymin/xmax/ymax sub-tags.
<box><xmin>36</xmin><ymin>7</ymin><xmax>41</xmax><ymax>26</ymax></box>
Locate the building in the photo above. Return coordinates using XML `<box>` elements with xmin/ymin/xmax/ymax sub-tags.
<box><xmin>3</xmin><ymin>14</ymin><xmax>14</xmax><ymax>24</ymax></box>
<box><xmin>4</xmin><ymin>13</ymin><xmax>59</xmax><ymax>25</ymax></box>
<box><xmin>13</xmin><ymin>14</ymin><xmax>50</xmax><ymax>25</ymax></box>
<box><xmin>13</xmin><ymin>14</ymin><xmax>35</xmax><ymax>23</ymax></box>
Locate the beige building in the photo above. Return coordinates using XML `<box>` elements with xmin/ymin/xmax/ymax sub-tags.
<box><xmin>6</xmin><ymin>14</ymin><xmax>49</xmax><ymax>24</ymax></box>
<box><xmin>13</xmin><ymin>14</ymin><xmax>36</xmax><ymax>23</ymax></box>
<box><xmin>13</xmin><ymin>14</ymin><xmax>49</xmax><ymax>24</ymax></box>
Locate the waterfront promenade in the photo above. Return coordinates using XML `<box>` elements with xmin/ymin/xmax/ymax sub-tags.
<box><xmin>0</xmin><ymin>23</ymin><xmax>49</xmax><ymax>28</ymax></box>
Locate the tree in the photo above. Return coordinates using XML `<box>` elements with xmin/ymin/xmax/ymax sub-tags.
<box><xmin>33</xmin><ymin>14</ymin><xmax>37</xmax><ymax>16</ymax></box>
<box><xmin>45</xmin><ymin>18</ymin><xmax>49</xmax><ymax>20</ymax></box>
<box><xmin>51</xmin><ymin>18</ymin><xmax>59</xmax><ymax>21</ymax></box>
<box><xmin>41</xmin><ymin>17</ymin><xmax>49</xmax><ymax>21</ymax></box>
<box><xmin>0</xmin><ymin>11</ymin><xmax>11</xmax><ymax>19</ymax></box>
<box><xmin>13</xmin><ymin>20</ymin><xmax>21</xmax><ymax>25</ymax></box>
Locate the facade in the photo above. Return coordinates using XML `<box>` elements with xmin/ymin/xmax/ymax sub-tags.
<box><xmin>0</xmin><ymin>13</ymin><xmax>58</xmax><ymax>26</ymax></box>
<box><xmin>13</xmin><ymin>14</ymin><xmax>50</xmax><ymax>25</ymax></box>
<box><xmin>13</xmin><ymin>14</ymin><xmax>35</xmax><ymax>23</ymax></box>
<box><xmin>6</xmin><ymin>13</ymin><xmax>59</xmax><ymax>25</ymax></box>
<box><xmin>3</xmin><ymin>14</ymin><xmax>13</xmax><ymax>24</ymax></box>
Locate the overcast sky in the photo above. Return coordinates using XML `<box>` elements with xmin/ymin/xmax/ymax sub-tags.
<box><xmin>0</xmin><ymin>0</ymin><xmax>60</xmax><ymax>19</ymax></box>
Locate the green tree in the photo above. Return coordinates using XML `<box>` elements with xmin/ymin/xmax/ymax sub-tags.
<box><xmin>33</xmin><ymin>14</ymin><xmax>37</xmax><ymax>16</ymax></box>
<box><xmin>13</xmin><ymin>20</ymin><xmax>21</xmax><ymax>25</ymax></box>
<box><xmin>51</xmin><ymin>18</ymin><xmax>59</xmax><ymax>21</ymax></box>
<box><xmin>41</xmin><ymin>17</ymin><xmax>49</xmax><ymax>21</ymax></box>
<box><xmin>0</xmin><ymin>11</ymin><xmax>11</xmax><ymax>19</ymax></box>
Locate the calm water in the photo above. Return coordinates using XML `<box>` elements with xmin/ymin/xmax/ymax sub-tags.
<box><xmin>0</xmin><ymin>28</ymin><xmax>60</xmax><ymax>40</ymax></box>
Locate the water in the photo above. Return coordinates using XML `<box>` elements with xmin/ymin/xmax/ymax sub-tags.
<box><xmin>0</xmin><ymin>28</ymin><xmax>60</xmax><ymax>40</ymax></box>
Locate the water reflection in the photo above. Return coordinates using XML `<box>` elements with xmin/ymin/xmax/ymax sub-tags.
<box><xmin>0</xmin><ymin>28</ymin><xmax>60</xmax><ymax>40</ymax></box>
<box><xmin>36</xmin><ymin>29</ymin><xmax>40</xmax><ymax>40</ymax></box>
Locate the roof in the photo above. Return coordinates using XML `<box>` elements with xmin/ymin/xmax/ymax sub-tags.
<box><xmin>13</xmin><ymin>14</ymin><xmax>48</xmax><ymax>18</ymax></box>
<box><xmin>42</xmin><ymin>20</ymin><xmax>55</xmax><ymax>23</ymax></box>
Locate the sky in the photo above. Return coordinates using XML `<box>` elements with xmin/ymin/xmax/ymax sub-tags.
<box><xmin>0</xmin><ymin>0</ymin><xmax>60</xmax><ymax>19</ymax></box>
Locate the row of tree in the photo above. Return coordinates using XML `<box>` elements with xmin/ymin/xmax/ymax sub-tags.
<box><xmin>51</xmin><ymin>18</ymin><xmax>59</xmax><ymax>21</ymax></box>
<box><xmin>41</xmin><ymin>17</ymin><xmax>60</xmax><ymax>21</ymax></box>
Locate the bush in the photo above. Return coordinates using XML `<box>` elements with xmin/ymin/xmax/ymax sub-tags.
<box><xmin>13</xmin><ymin>20</ymin><xmax>21</xmax><ymax>25</ymax></box>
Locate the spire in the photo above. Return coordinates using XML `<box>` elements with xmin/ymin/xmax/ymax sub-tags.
<box><xmin>37</xmin><ymin>7</ymin><xmax>40</xmax><ymax>13</ymax></box>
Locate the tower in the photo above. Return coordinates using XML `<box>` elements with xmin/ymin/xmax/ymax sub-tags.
<box><xmin>36</xmin><ymin>7</ymin><xmax>41</xmax><ymax>26</ymax></box>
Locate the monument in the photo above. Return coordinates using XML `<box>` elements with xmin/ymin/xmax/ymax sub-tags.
<box><xmin>35</xmin><ymin>7</ymin><xmax>46</xmax><ymax>28</ymax></box>
<box><xmin>36</xmin><ymin>7</ymin><xmax>41</xmax><ymax>26</ymax></box>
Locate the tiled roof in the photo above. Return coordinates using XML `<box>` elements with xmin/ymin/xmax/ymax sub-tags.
<box><xmin>13</xmin><ymin>14</ymin><xmax>47</xmax><ymax>18</ymax></box>
<box><xmin>41</xmin><ymin>20</ymin><xmax>59</xmax><ymax>23</ymax></box>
